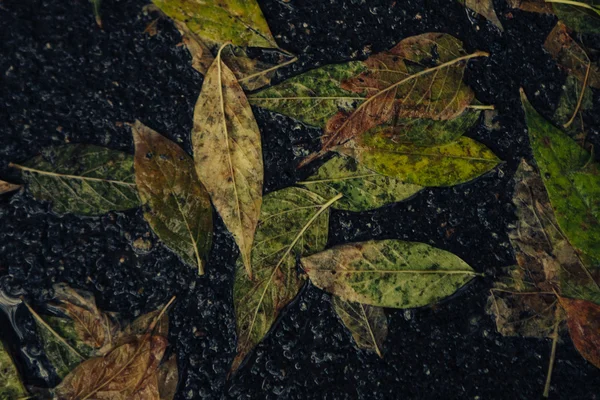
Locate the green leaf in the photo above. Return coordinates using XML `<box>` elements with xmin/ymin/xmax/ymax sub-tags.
<box><xmin>521</xmin><ymin>90</ymin><xmax>600</xmax><ymax>262</ymax></box>
<box><xmin>232</xmin><ymin>187</ymin><xmax>340</xmax><ymax>373</ymax></box>
<box><xmin>552</xmin><ymin>0</ymin><xmax>600</xmax><ymax>34</ymax></box>
<box><xmin>10</xmin><ymin>145</ymin><xmax>140</xmax><ymax>215</ymax></box>
<box><xmin>0</xmin><ymin>341</ymin><xmax>27</xmax><ymax>399</ymax></box>
<box><xmin>298</xmin><ymin>154</ymin><xmax>422</xmax><ymax>211</ymax></box>
<box><xmin>335</xmin><ymin>129</ymin><xmax>501</xmax><ymax>187</ymax></box>
<box><xmin>302</xmin><ymin>240</ymin><xmax>478</xmax><ymax>308</ymax></box>
<box><xmin>332</xmin><ymin>296</ymin><xmax>387</xmax><ymax>357</ymax></box>
<box><xmin>458</xmin><ymin>0</ymin><xmax>504</xmax><ymax>30</ymax></box>
<box><xmin>132</xmin><ymin>121</ymin><xmax>213</xmax><ymax>275</ymax></box>
<box><xmin>248</xmin><ymin>61</ymin><xmax>368</xmax><ymax>127</ymax></box>
<box><xmin>151</xmin><ymin>0</ymin><xmax>278</xmax><ymax>48</ymax></box>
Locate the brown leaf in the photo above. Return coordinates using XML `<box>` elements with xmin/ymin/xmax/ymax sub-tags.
<box><xmin>561</xmin><ymin>297</ymin><xmax>600</xmax><ymax>369</ymax></box>
<box><xmin>173</xmin><ymin>20</ymin><xmax>214</xmax><ymax>76</ymax></box>
<box><xmin>157</xmin><ymin>355</ymin><xmax>178</xmax><ymax>400</ymax></box>
<box><xmin>462</xmin><ymin>0</ymin><xmax>504</xmax><ymax>30</ymax></box>
<box><xmin>0</xmin><ymin>179</ymin><xmax>21</xmax><ymax>195</ymax></box>
<box><xmin>506</xmin><ymin>0</ymin><xmax>553</xmax><ymax>13</ymax></box>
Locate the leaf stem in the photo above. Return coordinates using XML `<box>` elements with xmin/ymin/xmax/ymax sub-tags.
<box><xmin>543</xmin><ymin>306</ymin><xmax>561</xmax><ymax>398</ymax></box>
<box><xmin>563</xmin><ymin>60</ymin><xmax>590</xmax><ymax>129</ymax></box>
<box><xmin>466</xmin><ymin>104</ymin><xmax>495</xmax><ymax>110</ymax></box>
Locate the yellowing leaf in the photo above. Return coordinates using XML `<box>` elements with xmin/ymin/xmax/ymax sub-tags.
<box><xmin>151</xmin><ymin>0</ymin><xmax>278</xmax><ymax>48</ymax></box>
<box><xmin>0</xmin><ymin>341</ymin><xmax>27</xmax><ymax>399</ymax></box>
<box><xmin>459</xmin><ymin>0</ymin><xmax>504</xmax><ymax>30</ymax></box>
<box><xmin>193</xmin><ymin>48</ymin><xmax>263</xmax><ymax>278</ymax></box>
<box><xmin>132</xmin><ymin>121</ymin><xmax>213</xmax><ymax>275</ymax></box>
<box><xmin>232</xmin><ymin>187</ymin><xmax>340</xmax><ymax>373</ymax></box>
<box><xmin>10</xmin><ymin>145</ymin><xmax>140</xmax><ymax>215</ymax></box>
<box><xmin>298</xmin><ymin>154</ymin><xmax>422</xmax><ymax>211</ymax></box>
<box><xmin>302</xmin><ymin>240</ymin><xmax>478</xmax><ymax>309</ymax></box>
<box><xmin>332</xmin><ymin>297</ymin><xmax>387</xmax><ymax>357</ymax></box>
<box><xmin>336</xmin><ymin>130</ymin><xmax>500</xmax><ymax>187</ymax></box>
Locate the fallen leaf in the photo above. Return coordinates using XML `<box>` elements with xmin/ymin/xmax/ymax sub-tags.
<box><xmin>0</xmin><ymin>180</ymin><xmax>21</xmax><ymax>195</ymax></box>
<box><xmin>173</xmin><ymin>19</ymin><xmax>214</xmax><ymax>75</ymax></box>
<box><xmin>459</xmin><ymin>0</ymin><xmax>504</xmax><ymax>30</ymax></box>
<box><xmin>302</xmin><ymin>240</ymin><xmax>478</xmax><ymax>308</ymax></box>
<box><xmin>332</xmin><ymin>296</ymin><xmax>388</xmax><ymax>357</ymax></box>
<box><xmin>151</xmin><ymin>0</ymin><xmax>278</xmax><ymax>48</ymax></box>
<box><xmin>506</xmin><ymin>0</ymin><xmax>554</xmax><ymax>13</ymax></box>
<box><xmin>298</xmin><ymin>154</ymin><xmax>422</xmax><ymax>211</ymax></box>
<box><xmin>232</xmin><ymin>187</ymin><xmax>340</xmax><ymax>373</ymax></box>
<box><xmin>554</xmin><ymin>75</ymin><xmax>594</xmax><ymax>135</ymax></box>
<box><xmin>335</xmin><ymin>129</ymin><xmax>501</xmax><ymax>187</ymax></box>
<box><xmin>10</xmin><ymin>145</ymin><xmax>140</xmax><ymax>215</ymax></box>
<box><xmin>193</xmin><ymin>47</ymin><xmax>263</xmax><ymax>278</ymax></box>
<box><xmin>560</xmin><ymin>296</ymin><xmax>600</xmax><ymax>368</ymax></box>
<box><xmin>521</xmin><ymin>89</ymin><xmax>600</xmax><ymax>262</ymax></box>
<box><xmin>90</xmin><ymin>0</ymin><xmax>102</xmax><ymax>28</ymax></box>
<box><xmin>157</xmin><ymin>355</ymin><xmax>178</xmax><ymax>400</ymax></box>
<box><xmin>552</xmin><ymin>0</ymin><xmax>600</xmax><ymax>34</ymax></box>
<box><xmin>0</xmin><ymin>341</ymin><xmax>27</xmax><ymax>399</ymax></box>
<box><xmin>132</xmin><ymin>121</ymin><xmax>213</xmax><ymax>275</ymax></box>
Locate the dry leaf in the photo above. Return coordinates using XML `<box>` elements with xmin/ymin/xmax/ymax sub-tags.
<box><xmin>193</xmin><ymin>47</ymin><xmax>263</xmax><ymax>279</ymax></box>
<box><xmin>157</xmin><ymin>355</ymin><xmax>178</xmax><ymax>400</ymax></box>
<box><xmin>0</xmin><ymin>180</ymin><xmax>21</xmax><ymax>195</ymax></box>
<box><xmin>460</xmin><ymin>0</ymin><xmax>504</xmax><ymax>30</ymax></box>
<box><xmin>560</xmin><ymin>296</ymin><xmax>600</xmax><ymax>369</ymax></box>
<box><xmin>506</xmin><ymin>0</ymin><xmax>554</xmax><ymax>13</ymax></box>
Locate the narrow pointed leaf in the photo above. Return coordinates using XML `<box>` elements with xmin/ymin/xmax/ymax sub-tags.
<box><xmin>332</xmin><ymin>296</ymin><xmax>387</xmax><ymax>357</ymax></box>
<box><xmin>561</xmin><ymin>296</ymin><xmax>600</xmax><ymax>368</ymax></box>
<box><xmin>132</xmin><ymin>121</ymin><xmax>213</xmax><ymax>275</ymax></box>
<box><xmin>302</xmin><ymin>240</ymin><xmax>478</xmax><ymax>309</ymax></box>
<box><xmin>459</xmin><ymin>0</ymin><xmax>504</xmax><ymax>30</ymax></box>
<box><xmin>0</xmin><ymin>341</ymin><xmax>27</xmax><ymax>399</ymax></box>
<box><xmin>10</xmin><ymin>145</ymin><xmax>139</xmax><ymax>215</ymax></box>
<box><xmin>0</xmin><ymin>180</ymin><xmax>20</xmax><ymax>195</ymax></box>
<box><xmin>336</xmin><ymin>129</ymin><xmax>500</xmax><ymax>187</ymax></box>
<box><xmin>151</xmin><ymin>0</ymin><xmax>278</xmax><ymax>48</ymax></box>
<box><xmin>521</xmin><ymin>90</ymin><xmax>600</xmax><ymax>262</ymax></box>
<box><xmin>232</xmin><ymin>187</ymin><xmax>339</xmax><ymax>373</ymax></box>
<box><xmin>299</xmin><ymin>154</ymin><xmax>422</xmax><ymax>211</ymax></box>
<box><xmin>193</xmin><ymin>49</ymin><xmax>263</xmax><ymax>278</ymax></box>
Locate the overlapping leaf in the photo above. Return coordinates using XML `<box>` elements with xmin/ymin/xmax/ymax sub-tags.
<box><xmin>560</xmin><ymin>296</ymin><xmax>600</xmax><ymax>368</ymax></box>
<box><xmin>10</xmin><ymin>145</ymin><xmax>139</xmax><ymax>215</ymax></box>
<box><xmin>458</xmin><ymin>0</ymin><xmax>504</xmax><ymax>30</ymax></box>
<box><xmin>552</xmin><ymin>0</ymin><xmax>600</xmax><ymax>34</ymax></box>
<box><xmin>298</xmin><ymin>155</ymin><xmax>422</xmax><ymax>211</ymax></box>
<box><xmin>232</xmin><ymin>187</ymin><xmax>340</xmax><ymax>373</ymax></box>
<box><xmin>193</xmin><ymin>48</ymin><xmax>263</xmax><ymax>278</ymax></box>
<box><xmin>132</xmin><ymin>121</ymin><xmax>213</xmax><ymax>275</ymax></box>
<box><xmin>302</xmin><ymin>240</ymin><xmax>478</xmax><ymax>308</ymax></box>
<box><xmin>332</xmin><ymin>297</ymin><xmax>388</xmax><ymax>357</ymax></box>
<box><xmin>0</xmin><ymin>341</ymin><xmax>27</xmax><ymax>399</ymax></box>
<box><xmin>335</xmin><ymin>128</ymin><xmax>501</xmax><ymax>187</ymax></box>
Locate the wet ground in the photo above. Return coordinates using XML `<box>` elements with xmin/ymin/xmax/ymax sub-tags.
<box><xmin>0</xmin><ymin>0</ymin><xmax>599</xmax><ymax>399</ymax></box>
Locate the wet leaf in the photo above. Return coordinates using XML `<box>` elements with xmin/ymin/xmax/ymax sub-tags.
<box><xmin>0</xmin><ymin>340</ymin><xmax>27</xmax><ymax>399</ymax></box>
<box><xmin>459</xmin><ymin>0</ymin><xmax>504</xmax><ymax>30</ymax></box>
<box><xmin>332</xmin><ymin>297</ymin><xmax>387</xmax><ymax>357</ymax></box>
<box><xmin>335</xmin><ymin>129</ymin><xmax>501</xmax><ymax>187</ymax></box>
<box><xmin>298</xmin><ymin>154</ymin><xmax>422</xmax><ymax>211</ymax></box>
<box><xmin>151</xmin><ymin>0</ymin><xmax>278</xmax><ymax>48</ymax></box>
<box><xmin>10</xmin><ymin>145</ymin><xmax>139</xmax><ymax>215</ymax></box>
<box><xmin>560</xmin><ymin>296</ymin><xmax>600</xmax><ymax>368</ymax></box>
<box><xmin>193</xmin><ymin>47</ymin><xmax>263</xmax><ymax>278</ymax></box>
<box><xmin>521</xmin><ymin>90</ymin><xmax>600</xmax><ymax>262</ymax></box>
<box><xmin>552</xmin><ymin>0</ymin><xmax>600</xmax><ymax>34</ymax></box>
<box><xmin>232</xmin><ymin>187</ymin><xmax>340</xmax><ymax>373</ymax></box>
<box><xmin>157</xmin><ymin>355</ymin><xmax>178</xmax><ymax>400</ymax></box>
<box><xmin>0</xmin><ymin>180</ymin><xmax>21</xmax><ymax>195</ymax></box>
<box><xmin>302</xmin><ymin>240</ymin><xmax>478</xmax><ymax>308</ymax></box>
<box><xmin>132</xmin><ymin>121</ymin><xmax>213</xmax><ymax>275</ymax></box>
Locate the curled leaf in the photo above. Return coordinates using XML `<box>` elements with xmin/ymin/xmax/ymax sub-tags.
<box><xmin>560</xmin><ymin>296</ymin><xmax>600</xmax><ymax>368</ymax></box>
<box><xmin>302</xmin><ymin>240</ymin><xmax>478</xmax><ymax>309</ymax></box>
<box><xmin>10</xmin><ymin>145</ymin><xmax>139</xmax><ymax>215</ymax></box>
<box><xmin>332</xmin><ymin>297</ymin><xmax>387</xmax><ymax>357</ymax></box>
<box><xmin>132</xmin><ymin>121</ymin><xmax>213</xmax><ymax>275</ymax></box>
<box><xmin>193</xmin><ymin>47</ymin><xmax>263</xmax><ymax>278</ymax></box>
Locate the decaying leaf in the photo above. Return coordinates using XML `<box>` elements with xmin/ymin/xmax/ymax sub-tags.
<box><xmin>10</xmin><ymin>145</ymin><xmax>140</xmax><ymax>215</ymax></box>
<box><xmin>298</xmin><ymin>154</ymin><xmax>422</xmax><ymax>211</ymax></box>
<box><xmin>335</xmin><ymin>129</ymin><xmax>501</xmax><ymax>187</ymax></box>
<box><xmin>157</xmin><ymin>355</ymin><xmax>178</xmax><ymax>400</ymax></box>
<box><xmin>151</xmin><ymin>0</ymin><xmax>278</xmax><ymax>48</ymax></box>
<box><xmin>552</xmin><ymin>0</ymin><xmax>600</xmax><ymax>34</ymax></box>
<box><xmin>506</xmin><ymin>0</ymin><xmax>554</xmax><ymax>13</ymax></box>
<box><xmin>302</xmin><ymin>240</ymin><xmax>478</xmax><ymax>308</ymax></box>
<box><xmin>332</xmin><ymin>297</ymin><xmax>388</xmax><ymax>357</ymax></box>
<box><xmin>521</xmin><ymin>90</ymin><xmax>600</xmax><ymax>262</ymax></box>
<box><xmin>232</xmin><ymin>187</ymin><xmax>340</xmax><ymax>373</ymax></box>
<box><xmin>0</xmin><ymin>341</ymin><xmax>27</xmax><ymax>399</ymax></box>
<box><xmin>173</xmin><ymin>19</ymin><xmax>215</xmax><ymax>76</ymax></box>
<box><xmin>193</xmin><ymin>47</ymin><xmax>263</xmax><ymax>278</ymax></box>
<box><xmin>0</xmin><ymin>180</ymin><xmax>21</xmax><ymax>195</ymax></box>
<box><xmin>560</xmin><ymin>296</ymin><xmax>600</xmax><ymax>368</ymax></box>
<box><xmin>459</xmin><ymin>0</ymin><xmax>504</xmax><ymax>30</ymax></box>
<box><xmin>132</xmin><ymin>121</ymin><xmax>213</xmax><ymax>275</ymax></box>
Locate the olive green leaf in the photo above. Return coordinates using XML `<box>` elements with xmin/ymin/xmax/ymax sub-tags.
<box><xmin>302</xmin><ymin>240</ymin><xmax>479</xmax><ymax>309</ymax></box>
<box><xmin>193</xmin><ymin>47</ymin><xmax>263</xmax><ymax>278</ymax></box>
<box><xmin>335</xmin><ymin>128</ymin><xmax>501</xmax><ymax>187</ymax></box>
<box><xmin>458</xmin><ymin>0</ymin><xmax>504</xmax><ymax>30</ymax></box>
<box><xmin>298</xmin><ymin>154</ymin><xmax>422</xmax><ymax>211</ymax></box>
<box><xmin>550</xmin><ymin>0</ymin><xmax>600</xmax><ymax>34</ymax></box>
<box><xmin>232</xmin><ymin>187</ymin><xmax>341</xmax><ymax>373</ymax></box>
<box><xmin>0</xmin><ymin>180</ymin><xmax>21</xmax><ymax>195</ymax></box>
<box><xmin>332</xmin><ymin>296</ymin><xmax>388</xmax><ymax>357</ymax></box>
<box><xmin>521</xmin><ymin>90</ymin><xmax>600</xmax><ymax>262</ymax></box>
<box><xmin>248</xmin><ymin>61</ymin><xmax>368</xmax><ymax>127</ymax></box>
<box><xmin>132</xmin><ymin>121</ymin><xmax>213</xmax><ymax>275</ymax></box>
<box><xmin>506</xmin><ymin>0</ymin><xmax>554</xmax><ymax>13</ymax></box>
<box><xmin>90</xmin><ymin>0</ymin><xmax>102</xmax><ymax>28</ymax></box>
<box><xmin>10</xmin><ymin>145</ymin><xmax>139</xmax><ymax>215</ymax></box>
<box><xmin>554</xmin><ymin>75</ymin><xmax>594</xmax><ymax>137</ymax></box>
<box><xmin>0</xmin><ymin>341</ymin><xmax>27</xmax><ymax>399</ymax></box>
<box><xmin>151</xmin><ymin>0</ymin><xmax>278</xmax><ymax>48</ymax></box>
